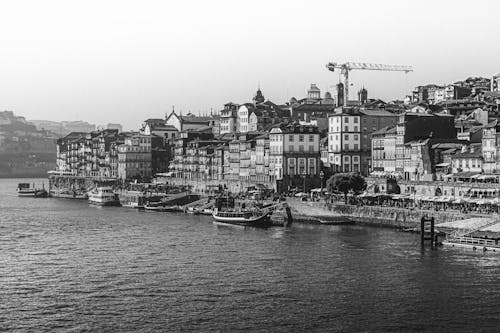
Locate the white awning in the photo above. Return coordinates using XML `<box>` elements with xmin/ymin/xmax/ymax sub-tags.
<box><xmin>477</xmin><ymin>175</ymin><xmax>498</xmax><ymax>180</ymax></box>
<box><xmin>155</xmin><ymin>171</ymin><xmax>174</xmax><ymax>177</ymax></box>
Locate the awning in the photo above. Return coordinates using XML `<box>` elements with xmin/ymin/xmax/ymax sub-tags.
<box><xmin>156</xmin><ymin>171</ymin><xmax>174</xmax><ymax>177</ymax></box>
<box><xmin>453</xmin><ymin>171</ymin><xmax>481</xmax><ymax>178</ymax></box>
<box><xmin>435</xmin><ymin>163</ymin><xmax>450</xmax><ymax>167</ymax></box>
<box><xmin>477</xmin><ymin>175</ymin><xmax>498</xmax><ymax>180</ymax></box>
<box><xmin>471</xmin><ymin>188</ymin><xmax>498</xmax><ymax>193</ymax></box>
<box><xmin>391</xmin><ymin>194</ymin><xmax>410</xmax><ymax>200</ymax></box>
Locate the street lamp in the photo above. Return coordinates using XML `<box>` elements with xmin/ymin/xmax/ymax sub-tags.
<box><xmin>302</xmin><ymin>172</ymin><xmax>306</xmax><ymax>193</ymax></box>
<box><xmin>320</xmin><ymin>170</ymin><xmax>325</xmax><ymax>194</ymax></box>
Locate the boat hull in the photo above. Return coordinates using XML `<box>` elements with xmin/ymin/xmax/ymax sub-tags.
<box><xmin>144</xmin><ymin>205</ymin><xmax>179</xmax><ymax>212</ymax></box>
<box><xmin>17</xmin><ymin>189</ymin><xmax>48</xmax><ymax>198</ymax></box>
<box><xmin>89</xmin><ymin>199</ymin><xmax>121</xmax><ymax>206</ymax></box>
<box><xmin>212</xmin><ymin>213</ymin><xmax>271</xmax><ymax>227</ymax></box>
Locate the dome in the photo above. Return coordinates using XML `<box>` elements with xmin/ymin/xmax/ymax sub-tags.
<box><xmin>253</xmin><ymin>89</ymin><xmax>265</xmax><ymax>104</ymax></box>
<box><xmin>324</xmin><ymin>92</ymin><xmax>332</xmax><ymax>99</ymax></box>
<box><xmin>308</xmin><ymin>84</ymin><xmax>320</xmax><ymax>92</ymax></box>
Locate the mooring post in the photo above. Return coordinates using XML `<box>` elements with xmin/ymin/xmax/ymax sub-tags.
<box><xmin>285</xmin><ymin>204</ymin><xmax>293</xmax><ymax>227</ymax></box>
<box><xmin>430</xmin><ymin>217</ymin><xmax>435</xmax><ymax>247</ymax></box>
<box><xmin>420</xmin><ymin>216</ymin><xmax>425</xmax><ymax>245</ymax></box>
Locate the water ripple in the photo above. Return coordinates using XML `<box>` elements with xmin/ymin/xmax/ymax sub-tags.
<box><xmin>1</xmin><ymin>178</ymin><xmax>500</xmax><ymax>332</ymax></box>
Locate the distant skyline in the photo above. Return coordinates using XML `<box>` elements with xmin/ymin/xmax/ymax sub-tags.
<box><xmin>0</xmin><ymin>0</ymin><xmax>499</xmax><ymax>130</ymax></box>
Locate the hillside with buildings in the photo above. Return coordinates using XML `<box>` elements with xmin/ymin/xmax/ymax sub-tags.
<box><xmin>29</xmin><ymin>119</ymin><xmax>97</xmax><ymax>137</ymax></box>
<box><xmin>16</xmin><ymin>70</ymin><xmax>500</xmax><ymax>188</ymax></box>
<box><xmin>0</xmin><ymin>111</ymin><xmax>58</xmax><ymax>177</ymax></box>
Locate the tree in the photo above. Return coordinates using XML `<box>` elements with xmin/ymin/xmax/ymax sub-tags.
<box><xmin>326</xmin><ymin>172</ymin><xmax>366</xmax><ymax>204</ymax></box>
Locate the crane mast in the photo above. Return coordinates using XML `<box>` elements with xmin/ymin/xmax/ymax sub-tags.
<box><xmin>326</xmin><ymin>62</ymin><xmax>413</xmax><ymax>106</ymax></box>
<box><xmin>492</xmin><ymin>73</ymin><xmax>500</xmax><ymax>91</ymax></box>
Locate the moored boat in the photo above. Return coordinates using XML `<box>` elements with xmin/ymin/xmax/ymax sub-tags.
<box><xmin>88</xmin><ymin>187</ymin><xmax>121</xmax><ymax>206</ymax></box>
<box><xmin>200</xmin><ymin>208</ymin><xmax>213</xmax><ymax>216</ymax></box>
<box><xmin>17</xmin><ymin>183</ymin><xmax>48</xmax><ymax>198</ymax></box>
<box><xmin>120</xmin><ymin>190</ymin><xmax>147</xmax><ymax>208</ymax></box>
<box><xmin>212</xmin><ymin>208</ymin><xmax>271</xmax><ymax>227</ymax></box>
<box><xmin>143</xmin><ymin>201</ymin><xmax>180</xmax><ymax>212</ymax></box>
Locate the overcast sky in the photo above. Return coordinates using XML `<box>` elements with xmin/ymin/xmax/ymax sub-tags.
<box><xmin>0</xmin><ymin>0</ymin><xmax>499</xmax><ymax>130</ymax></box>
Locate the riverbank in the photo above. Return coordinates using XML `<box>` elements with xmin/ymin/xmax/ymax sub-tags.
<box><xmin>287</xmin><ymin>198</ymin><xmax>489</xmax><ymax>229</ymax></box>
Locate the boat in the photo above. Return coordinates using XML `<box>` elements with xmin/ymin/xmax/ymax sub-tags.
<box><xmin>143</xmin><ymin>201</ymin><xmax>180</xmax><ymax>212</ymax></box>
<box><xmin>16</xmin><ymin>183</ymin><xmax>48</xmax><ymax>198</ymax></box>
<box><xmin>212</xmin><ymin>208</ymin><xmax>271</xmax><ymax>227</ymax></box>
<box><xmin>120</xmin><ymin>190</ymin><xmax>147</xmax><ymax>208</ymax></box>
<box><xmin>186</xmin><ymin>206</ymin><xmax>198</xmax><ymax>214</ymax></box>
<box><xmin>200</xmin><ymin>208</ymin><xmax>213</xmax><ymax>216</ymax></box>
<box><xmin>88</xmin><ymin>187</ymin><xmax>121</xmax><ymax>206</ymax></box>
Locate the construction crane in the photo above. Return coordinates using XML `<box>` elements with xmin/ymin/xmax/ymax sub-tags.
<box><xmin>492</xmin><ymin>73</ymin><xmax>500</xmax><ymax>91</ymax></box>
<box><xmin>326</xmin><ymin>62</ymin><xmax>413</xmax><ymax>106</ymax></box>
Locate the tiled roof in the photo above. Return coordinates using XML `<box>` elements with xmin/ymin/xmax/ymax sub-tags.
<box><xmin>150</xmin><ymin>125</ymin><xmax>177</xmax><ymax>131</ymax></box>
<box><xmin>181</xmin><ymin>116</ymin><xmax>213</xmax><ymax>123</ymax></box>
<box><xmin>372</xmin><ymin>125</ymin><xmax>396</xmax><ymax>135</ymax></box>
<box><xmin>359</xmin><ymin>109</ymin><xmax>396</xmax><ymax>117</ymax></box>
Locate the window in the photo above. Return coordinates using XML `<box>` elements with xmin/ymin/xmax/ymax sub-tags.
<box><xmin>354</xmin><ymin>134</ymin><xmax>358</xmax><ymax>140</ymax></box>
<box><xmin>289</xmin><ymin>135</ymin><xmax>294</xmax><ymax>142</ymax></box>
<box><xmin>354</xmin><ymin>117</ymin><xmax>359</xmax><ymax>123</ymax></box>
<box><xmin>344</xmin><ymin>134</ymin><xmax>348</xmax><ymax>140</ymax></box>
<box><xmin>289</xmin><ymin>145</ymin><xmax>294</xmax><ymax>152</ymax></box>
<box><xmin>354</xmin><ymin>144</ymin><xmax>358</xmax><ymax>150</ymax></box>
<box><xmin>344</xmin><ymin>126</ymin><xmax>348</xmax><ymax>132</ymax></box>
<box><xmin>309</xmin><ymin>135</ymin><xmax>314</xmax><ymax>142</ymax></box>
<box><xmin>344</xmin><ymin>117</ymin><xmax>349</xmax><ymax>123</ymax></box>
<box><xmin>354</xmin><ymin>126</ymin><xmax>358</xmax><ymax>132</ymax></box>
<box><xmin>309</xmin><ymin>146</ymin><xmax>313</xmax><ymax>152</ymax></box>
<box><xmin>344</xmin><ymin>144</ymin><xmax>348</xmax><ymax>150</ymax></box>
<box><xmin>299</xmin><ymin>145</ymin><xmax>304</xmax><ymax>152</ymax></box>
<box><xmin>299</xmin><ymin>135</ymin><xmax>304</xmax><ymax>142</ymax></box>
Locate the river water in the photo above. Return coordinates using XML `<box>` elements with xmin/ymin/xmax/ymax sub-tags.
<box><xmin>1</xmin><ymin>178</ymin><xmax>499</xmax><ymax>332</ymax></box>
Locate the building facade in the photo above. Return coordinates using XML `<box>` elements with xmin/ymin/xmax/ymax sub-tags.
<box><xmin>328</xmin><ymin>107</ymin><xmax>398</xmax><ymax>175</ymax></box>
<box><xmin>270</xmin><ymin>123</ymin><xmax>320</xmax><ymax>191</ymax></box>
<box><xmin>117</xmin><ymin>134</ymin><xmax>152</xmax><ymax>180</ymax></box>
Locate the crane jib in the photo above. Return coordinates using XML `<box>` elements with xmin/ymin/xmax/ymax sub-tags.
<box><xmin>325</xmin><ymin>61</ymin><xmax>413</xmax><ymax>106</ymax></box>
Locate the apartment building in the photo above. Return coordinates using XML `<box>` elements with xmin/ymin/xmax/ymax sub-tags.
<box><xmin>219</xmin><ymin>102</ymin><xmax>239</xmax><ymax>135</ymax></box>
<box><xmin>328</xmin><ymin>107</ymin><xmax>397</xmax><ymax>175</ymax></box>
<box><xmin>269</xmin><ymin>123</ymin><xmax>320</xmax><ymax>191</ymax></box>
<box><xmin>117</xmin><ymin>134</ymin><xmax>152</xmax><ymax>180</ymax></box>
<box><xmin>56</xmin><ymin>129</ymin><xmax>121</xmax><ymax>178</ymax></box>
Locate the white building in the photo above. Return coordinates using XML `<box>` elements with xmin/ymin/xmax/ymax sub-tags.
<box><xmin>328</xmin><ymin>108</ymin><xmax>397</xmax><ymax>175</ymax></box>
<box><xmin>269</xmin><ymin>123</ymin><xmax>320</xmax><ymax>183</ymax></box>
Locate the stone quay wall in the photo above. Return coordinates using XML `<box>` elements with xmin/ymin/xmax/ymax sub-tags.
<box><xmin>366</xmin><ymin>177</ymin><xmax>499</xmax><ymax>198</ymax></box>
<box><xmin>287</xmin><ymin>199</ymin><xmax>485</xmax><ymax>228</ymax></box>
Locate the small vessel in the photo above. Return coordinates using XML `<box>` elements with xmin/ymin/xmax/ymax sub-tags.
<box><xmin>120</xmin><ymin>190</ymin><xmax>147</xmax><ymax>208</ymax></box>
<box><xmin>88</xmin><ymin>187</ymin><xmax>120</xmax><ymax>206</ymax></box>
<box><xmin>212</xmin><ymin>208</ymin><xmax>271</xmax><ymax>227</ymax></box>
<box><xmin>17</xmin><ymin>183</ymin><xmax>48</xmax><ymax>198</ymax></box>
<box><xmin>200</xmin><ymin>208</ymin><xmax>213</xmax><ymax>216</ymax></box>
<box><xmin>143</xmin><ymin>200</ymin><xmax>180</xmax><ymax>212</ymax></box>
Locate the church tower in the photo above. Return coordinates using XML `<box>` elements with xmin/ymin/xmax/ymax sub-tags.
<box><xmin>336</xmin><ymin>83</ymin><xmax>344</xmax><ymax>107</ymax></box>
<box><xmin>253</xmin><ymin>88</ymin><xmax>265</xmax><ymax>105</ymax></box>
<box><xmin>358</xmin><ymin>87</ymin><xmax>368</xmax><ymax>104</ymax></box>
